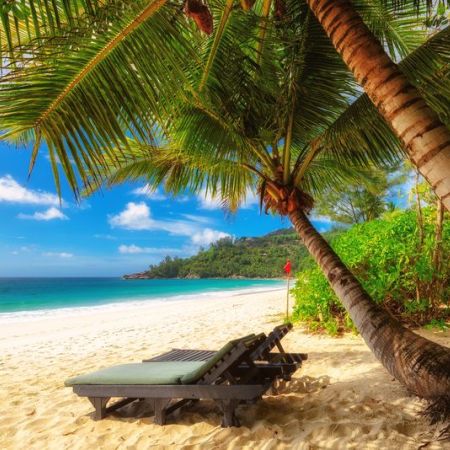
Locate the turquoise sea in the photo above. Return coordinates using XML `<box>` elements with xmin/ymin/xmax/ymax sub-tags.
<box><xmin>0</xmin><ymin>278</ymin><xmax>283</xmax><ymax>316</ymax></box>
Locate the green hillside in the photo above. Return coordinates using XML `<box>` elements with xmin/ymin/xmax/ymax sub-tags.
<box><xmin>124</xmin><ymin>228</ymin><xmax>339</xmax><ymax>279</ymax></box>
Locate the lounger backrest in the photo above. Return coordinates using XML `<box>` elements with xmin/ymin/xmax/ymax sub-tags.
<box><xmin>180</xmin><ymin>333</ymin><xmax>264</xmax><ymax>385</ymax></box>
<box><xmin>250</xmin><ymin>323</ymin><xmax>292</xmax><ymax>361</ymax></box>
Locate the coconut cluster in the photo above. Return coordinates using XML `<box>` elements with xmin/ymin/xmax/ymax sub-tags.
<box><xmin>261</xmin><ymin>184</ymin><xmax>314</xmax><ymax>216</ymax></box>
<box><xmin>184</xmin><ymin>0</ymin><xmax>288</xmax><ymax>35</ymax></box>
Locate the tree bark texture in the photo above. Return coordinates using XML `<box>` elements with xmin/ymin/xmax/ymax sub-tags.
<box><xmin>306</xmin><ymin>0</ymin><xmax>450</xmax><ymax>212</ymax></box>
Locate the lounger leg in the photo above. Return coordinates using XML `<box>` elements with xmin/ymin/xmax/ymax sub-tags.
<box><xmin>154</xmin><ymin>399</ymin><xmax>171</xmax><ymax>425</ymax></box>
<box><xmin>88</xmin><ymin>397</ymin><xmax>110</xmax><ymax>420</ymax></box>
<box><xmin>218</xmin><ymin>399</ymin><xmax>240</xmax><ymax>428</ymax></box>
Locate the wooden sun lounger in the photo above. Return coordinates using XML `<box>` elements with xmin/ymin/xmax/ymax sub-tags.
<box><xmin>253</xmin><ymin>323</ymin><xmax>308</xmax><ymax>366</ymax></box>
<box><xmin>145</xmin><ymin>323</ymin><xmax>307</xmax><ymax>381</ymax></box>
<box><xmin>66</xmin><ymin>334</ymin><xmax>278</xmax><ymax>427</ymax></box>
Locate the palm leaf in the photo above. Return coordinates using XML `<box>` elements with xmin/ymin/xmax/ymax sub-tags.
<box><xmin>0</xmin><ymin>0</ymin><xmax>443</xmax><ymax>202</ymax></box>
<box><xmin>293</xmin><ymin>25</ymin><xmax>450</xmax><ymax>185</ymax></box>
<box><xmin>85</xmin><ymin>138</ymin><xmax>256</xmax><ymax>211</ymax></box>
<box><xmin>0</xmin><ymin>0</ymin><xmax>125</xmax><ymax>61</ymax></box>
<box><xmin>0</xmin><ymin>0</ymin><xmax>197</xmax><ymax>195</ymax></box>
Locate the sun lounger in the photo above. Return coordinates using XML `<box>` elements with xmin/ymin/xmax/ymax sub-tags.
<box><xmin>145</xmin><ymin>323</ymin><xmax>307</xmax><ymax>381</ymax></box>
<box><xmin>253</xmin><ymin>323</ymin><xmax>307</xmax><ymax>366</ymax></box>
<box><xmin>65</xmin><ymin>334</ymin><xmax>277</xmax><ymax>427</ymax></box>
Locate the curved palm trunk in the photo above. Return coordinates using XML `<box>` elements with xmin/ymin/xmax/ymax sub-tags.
<box><xmin>289</xmin><ymin>208</ymin><xmax>450</xmax><ymax>399</ymax></box>
<box><xmin>305</xmin><ymin>0</ymin><xmax>450</xmax><ymax>212</ymax></box>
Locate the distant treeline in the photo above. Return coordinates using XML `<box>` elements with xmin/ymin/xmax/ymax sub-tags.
<box><xmin>132</xmin><ymin>228</ymin><xmax>339</xmax><ymax>279</ymax></box>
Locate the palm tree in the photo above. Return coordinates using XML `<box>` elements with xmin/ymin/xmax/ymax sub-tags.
<box><xmin>1</xmin><ymin>0</ymin><xmax>449</xmax><ymax>210</ymax></box>
<box><xmin>1</xmin><ymin>0</ymin><xmax>449</xmax><ymax>410</ymax></box>
<box><xmin>303</xmin><ymin>0</ymin><xmax>450</xmax><ymax>212</ymax></box>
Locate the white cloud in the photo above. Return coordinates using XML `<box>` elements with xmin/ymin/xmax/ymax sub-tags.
<box><xmin>242</xmin><ymin>189</ymin><xmax>259</xmax><ymax>209</ymax></box>
<box><xmin>119</xmin><ymin>244</ymin><xmax>149</xmax><ymax>254</ymax></box>
<box><xmin>181</xmin><ymin>214</ymin><xmax>212</xmax><ymax>224</ymax></box>
<box><xmin>118</xmin><ymin>244</ymin><xmax>185</xmax><ymax>255</ymax></box>
<box><xmin>191</xmin><ymin>228</ymin><xmax>230</xmax><ymax>246</ymax></box>
<box><xmin>109</xmin><ymin>202</ymin><xmax>157</xmax><ymax>231</ymax></box>
<box><xmin>132</xmin><ymin>184</ymin><xmax>192</xmax><ymax>203</ymax></box>
<box><xmin>44</xmin><ymin>153</ymin><xmax>75</xmax><ymax>165</ymax></box>
<box><xmin>110</xmin><ymin>202</ymin><xmax>229</xmax><ymax>247</ymax></box>
<box><xmin>0</xmin><ymin>175</ymin><xmax>61</xmax><ymax>206</ymax></box>
<box><xmin>11</xmin><ymin>245</ymin><xmax>35</xmax><ymax>255</ymax></box>
<box><xmin>310</xmin><ymin>214</ymin><xmax>333</xmax><ymax>223</ymax></box>
<box><xmin>94</xmin><ymin>234</ymin><xmax>117</xmax><ymax>240</ymax></box>
<box><xmin>18</xmin><ymin>207</ymin><xmax>68</xmax><ymax>221</ymax></box>
<box><xmin>76</xmin><ymin>201</ymin><xmax>91</xmax><ymax>211</ymax></box>
<box><xmin>132</xmin><ymin>184</ymin><xmax>166</xmax><ymax>201</ymax></box>
<box><xmin>109</xmin><ymin>202</ymin><xmax>195</xmax><ymax>235</ymax></box>
<box><xmin>42</xmin><ymin>252</ymin><xmax>73</xmax><ymax>258</ymax></box>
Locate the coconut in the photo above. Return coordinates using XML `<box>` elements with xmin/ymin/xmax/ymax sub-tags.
<box><xmin>261</xmin><ymin>184</ymin><xmax>314</xmax><ymax>216</ymax></box>
<box><xmin>184</xmin><ymin>0</ymin><xmax>214</xmax><ymax>35</ymax></box>
<box><xmin>274</xmin><ymin>0</ymin><xmax>286</xmax><ymax>20</ymax></box>
<box><xmin>240</xmin><ymin>0</ymin><xmax>256</xmax><ymax>11</ymax></box>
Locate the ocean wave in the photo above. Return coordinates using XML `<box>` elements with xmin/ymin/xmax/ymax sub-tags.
<box><xmin>0</xmin><ymin>283</ymin><xmax>284</xmax><ymax>324</ymax></box>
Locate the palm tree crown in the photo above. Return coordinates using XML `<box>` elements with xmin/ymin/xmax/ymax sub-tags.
<box><xmin>0</xmin><ymin>0</ymin><xmax>448</xmax><ymax>201</ymax></box>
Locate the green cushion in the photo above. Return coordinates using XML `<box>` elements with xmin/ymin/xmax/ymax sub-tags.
<box><xmin>180</xmin><ymin>333</ymin><xmax>257</xmax><ymax>385</ymax></box>
<box><xmin>65</xmin><ymin>361</ymin><xmax>205</xmax><ymax>386</ymax></box>
<box><xmin>65</xmin><ymin>333</ymin><xmax>262</xmax><ymax>388</ymax></box>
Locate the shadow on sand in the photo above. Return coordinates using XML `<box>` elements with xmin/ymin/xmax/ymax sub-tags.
<box><xmin>87</xmin><ymin>353</ymin><xmax>412</xmax><ymax>429</ymax></box>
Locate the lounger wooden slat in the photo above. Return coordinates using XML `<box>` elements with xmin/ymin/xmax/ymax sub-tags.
<box><xmin>146</xmin><ymin>349</ymin><xmax>218</xmax><ymax>362</ymax></box>
<box><xmin>145</xmin><ymin>348</ymin><xmax>307</xmax><ymax>364</ymax></box>
<box><xmin>145</xmin><ymin>324</ymin><xmax>302</xmax><ymax>362</ymax></box>
<box><xmin>143</xmin><ymin>324</ymin><xmax>307</xmax><ymax>382</ymax></box>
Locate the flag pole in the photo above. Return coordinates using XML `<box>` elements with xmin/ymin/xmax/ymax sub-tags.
<box><xmin>283</xmin><ymin>258</ymin><xmax>292</xmax><ymax>322</ymax></box>
<box><xmin>286</xmin><ymin>274</ymin><xmax>290</xmax><ymax>321</ymax></box>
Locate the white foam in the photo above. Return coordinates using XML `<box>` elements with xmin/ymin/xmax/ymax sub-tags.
<box><xmin>0</xmin><ymin>283</ymin><xmax>284</xmax><ymax>324</ymax></box>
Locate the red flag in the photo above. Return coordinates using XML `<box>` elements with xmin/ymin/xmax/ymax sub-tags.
<box><xmin>283</xmin><ymin>259</ymin><xmax>291</xmax><ymax>275</ymax></box>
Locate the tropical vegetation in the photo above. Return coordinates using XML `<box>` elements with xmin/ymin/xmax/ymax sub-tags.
<box><xmin>127</xmin><ymin>229</ymin><xmax>315</xmax><ymax>279</ymax></box>
<box><xmin>1</xmin><ymin>0</ymin><xmax>450</xmax><ymax>414</ymax></box>
<box><xmin>314</xmin><ymin>165</ymin><xmax>406</xmax><ymax>224</ymax></box>
<box><xmin>293</xmin><ymin>207</ymin><xmax>450</xmax><ymax>335</ymax></box>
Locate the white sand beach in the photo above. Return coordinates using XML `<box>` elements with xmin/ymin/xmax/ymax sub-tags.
<box><xmin>0</xmin><ymin>289</ymin><xmax>449</xmax><ymax>450</ymax></box>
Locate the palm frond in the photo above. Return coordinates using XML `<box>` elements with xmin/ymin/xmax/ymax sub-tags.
<box><xmin>353</xmin><ymin>0</ymin><xmax>428</xmax><ymax>60</ymax></box>
<box><xmin>0</xmin><ymin>0</ymin><xmax>130</xmax><ymax>61</ymax></box>
<box><xmin>0</xmin><ymin>0</ymin><xmax>197</xmax><ymax>195</ymax></box>
<box><xmin>300</xmin><ymin>156</ymin><xmax>380</xmax><ymax>196</ymax></box>
<box><xmin>293</xmin><ymin>25</ymin><xmax>450</xmax><ymax>185</ymax></box>
<box><xmin>0</xmin><ymin>0</ymin><xmax>444</xmax><ymax>206</ymax></box>
<box><xmin>199</xmin><ymin>0</ymin><xmax>234</xmax><ymax>91</ymax></box>
<box><xmin>85</xmin><ymin>138</ymin><xmax>256</xmax><ymax>211</ymax></box>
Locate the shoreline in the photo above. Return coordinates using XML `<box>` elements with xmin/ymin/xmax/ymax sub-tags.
<box><xmin>0</xmin><ymin>284</ymin><xmax>285</xmax><ymax>323</ymax></box>
<box><xmin>0</xmin><ymin>276</ymin><xmax>286</xmax><ymax>279</ymax></box>
<box><xmin>123</xmin><ymin>275</ymin><xmax>286</xmax><ymax>280</ymax></box>
<box><xmin>1</xmin><ymin>288</ymin><xmax>448</xmax><ymax>449</ymax></box>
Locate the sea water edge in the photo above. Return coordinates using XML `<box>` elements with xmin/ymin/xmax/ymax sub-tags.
<box><xmin>0</xmin><ymin>278</ymin><xmax>285</xmax><ymax>323</ymax></box>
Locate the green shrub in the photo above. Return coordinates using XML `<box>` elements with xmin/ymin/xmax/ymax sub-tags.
<box><xmin>292</xmin><ymin>209</ymin><xmax>450</xmax><ymax>334</ymax></box>
<box><xmin>424</xmin><ymin>319</ymin><xmax>449</xmax><ymax>331</ymax></box>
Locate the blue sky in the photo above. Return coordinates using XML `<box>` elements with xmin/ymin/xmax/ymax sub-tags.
<box><xmin>0</xmin><ymin>141</ymin><xmax>335</xmax><ymax>277</ymax></box>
